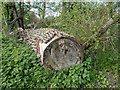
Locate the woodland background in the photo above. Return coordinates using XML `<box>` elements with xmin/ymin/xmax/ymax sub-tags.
<box><xmin>1</xmin><ymin>1</ymin><xmax>120</xmax><ymax>88</ymax></box>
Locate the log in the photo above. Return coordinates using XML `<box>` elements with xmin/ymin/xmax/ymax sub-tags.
<box><xmin>18</xmin><ymin>28</ymin><xmax>84</xmax><ymax>70</ymax></box>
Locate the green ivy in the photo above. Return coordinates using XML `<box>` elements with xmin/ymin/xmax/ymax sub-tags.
<box><xmin>2</xmin><ymin>36</ymin><xmax>117</xmax><ymax>88</ymax></box>
<box><xmin>2</xmin><ymin>37</ymin><xmax>42</xmax><ymax>88</ymax></box>
<box><xmin>2</xmin><ymin>36</ymin><xmax>93</xmax><ymax>88</ymax></box>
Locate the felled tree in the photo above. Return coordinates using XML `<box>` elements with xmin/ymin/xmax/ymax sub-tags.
<box><xmin>17</xmin><ymin>28</ymin><xmax>84</xmax><ymax>70</ymax></box>
<box><xmin>16</xmin><ymin>16</ymin><xmax>116</xmax><ymax>70</ymax></box>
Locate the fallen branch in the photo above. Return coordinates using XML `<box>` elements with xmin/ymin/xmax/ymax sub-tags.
<box><xmin>84</xmin><ymin>18</ymin><xmax>115</xmax><ymax>50</ymax></box>
<box><xmin>97</xmin><ymin>18</ymin><xmax>114</xmax><ymax>37</ymax></box>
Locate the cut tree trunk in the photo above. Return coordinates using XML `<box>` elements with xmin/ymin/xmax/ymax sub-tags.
<box><xmin>16</xmin><ymin>18</ymin><xmax>116</xmax><ymax>71</ymax></box>
<box><xmin>18</xmin><ymin>28</ymin><xmax>84</xmax><ymax>70</ymax></box>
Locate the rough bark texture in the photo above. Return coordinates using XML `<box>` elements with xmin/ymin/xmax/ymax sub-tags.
<box><xmin>18</xmin><ymin>28</ymin><xmax>84</xmax><ymax>70</ymax></box>
<box><xmin>42</xmin><ymin>1</ymin><xmax>46</xmax><ymax>20</ymax></box>
<box><xmin>19</xmin><ymin>2</ymin><xmax>24</xmax><ymax>29</ymax></box>
<box><xmin>12</xmin><ymin>3</ymin><xmax>21</xmax><ymax>27</ymax></box>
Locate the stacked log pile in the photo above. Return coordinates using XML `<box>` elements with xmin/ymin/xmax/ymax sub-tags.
<box><xmin>18</xmin><ymin>28</ymin><xmax>84</xmax><ymax>70</ymax></box>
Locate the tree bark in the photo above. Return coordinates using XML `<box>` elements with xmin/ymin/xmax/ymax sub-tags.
<box><xmin>42</xmin><ymin>1</ymin><xmax>46</xmax><ymax>19</ymax></box>
<box><xmin>12</xmin><ymin>3</ymin><xmax>21</xmax><ymax>27</ymax></box>
<box><xmin>19</xmin><ymin>2</ymin><xmax>24</xmax><ymax>29</ymax></box>
<box><xmin>62</xmin><ymin>2</ymin><xmax>66</xmax><ymax>16</ymax></box>
<box><xmin>6</xmin><ymin>5</ymin><xmax>9</xmax><ymax>22</ymax></box>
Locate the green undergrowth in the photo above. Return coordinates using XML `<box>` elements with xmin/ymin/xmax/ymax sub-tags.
<box><xmin>95</xmin><ymin>48</ymin><xmax>118</xmax><ymax>77</ymax></box>
<box><xmin>1</xmin><ymin>36</ymin><xmax>118</xmax><ymax>88</ymax></box>
<box><xmin>1</xmin><ymin>36</ymin><xmax>92</xmax><ymax>88</ymax></box>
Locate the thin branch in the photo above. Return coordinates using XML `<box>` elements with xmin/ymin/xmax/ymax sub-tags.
<box><xmin>3</xmin><ymin>14</ymin><xmax>8</xmax><ymax>26</ymax></box>
<box><xmin>47</xmin><ymin>7</ymin><xmax>55</xmax><ymax>11</ymax></box>
<box><xmin>9</xmin><ymin>16</ymin><xmax>22</xmax><ymax>24</ymax></box>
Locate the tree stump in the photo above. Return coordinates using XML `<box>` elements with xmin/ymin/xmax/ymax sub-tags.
<box><xmin>18</xmin><ymin>28</ymin><xmax>84</xmax><ymax>70</ymax></box>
